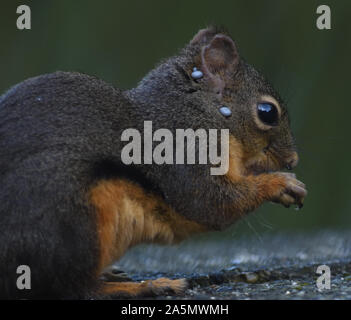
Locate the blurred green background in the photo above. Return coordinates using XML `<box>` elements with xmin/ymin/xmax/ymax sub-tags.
<box><xmin>0</xmin><ymin>0</ymin><xmax>350</xmax><ymax>234</ymax></box>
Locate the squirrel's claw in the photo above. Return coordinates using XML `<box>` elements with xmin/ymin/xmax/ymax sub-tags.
<box><xmin>100</xmin><ymin>266</ymin><xmax>132</xmax><ymax>282</ymax></box>
<box><xmin>271</xmin><ymin>172</ymin><xmax>307</xmax><ymax>209</ymax></box>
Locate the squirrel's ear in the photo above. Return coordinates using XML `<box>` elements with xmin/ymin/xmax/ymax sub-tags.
<box><xmin>190</xmin><ymin>28</ymin><xmax>217</xmax><ymax>45</ymax></box>
<box><xmin>201</xmin><ymin>34</ymin><xmax>239</xmax><ymax>75</ymax></box>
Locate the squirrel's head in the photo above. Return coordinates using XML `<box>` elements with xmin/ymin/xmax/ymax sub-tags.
<box><xmin>129</xmin><ymin>26</ymin><xmax>299</xmax><ymax>175</ymax></box>
<box><xmin>187</xmin><ymin>27</ymin><xmax>298</xmax><ymax>175</ymax></box>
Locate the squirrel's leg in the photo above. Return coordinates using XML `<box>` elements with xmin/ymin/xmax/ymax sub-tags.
<box><xmin>88</xmin><ymin>179</ymin><xmax>192</xmax><ymax>298</ymax></box>
<box><xmin>237</xmin><ymin>172</ymin><xmax>306</xmax><ymax>209</ymax></box>
<box><xmin>225</xmin><ymin>170</ymin><xmax>306</xmax><ymax>214</ymax></box>
<box><xmin>225</xmin><ymin>136</ymin><xmax>307</xmax><ymax>213</ymax></box>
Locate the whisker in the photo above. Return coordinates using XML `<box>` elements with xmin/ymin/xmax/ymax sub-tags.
<box><xmin>253</xmin><ymin>212</ymin><xmax>275</xmax><ymax>230</ymax></box>
<box><xmin>244</xmin><ymin>219</ymin><xmax>263</xmax><ymax>243</ymax></box>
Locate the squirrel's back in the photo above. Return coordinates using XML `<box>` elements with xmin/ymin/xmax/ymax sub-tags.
<box><xmin>0</xmin><ymin>71</ymin><xmax>131</xmax><ymax>298</ymax></box>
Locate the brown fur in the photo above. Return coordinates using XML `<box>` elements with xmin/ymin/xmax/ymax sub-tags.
<box><xmin>89</xmin><ymin>179</ymin><xmax>207</xmax><ymax>291</ymax></box>
<box><xmin>224</xmin><ymin>135</ymin><xmax>301</xmax><ymax>214</ymax></box>
<box><xmin>225</xmin><ymin>135</ymin><xmax>245</xmax><ymax>182</ymax></box>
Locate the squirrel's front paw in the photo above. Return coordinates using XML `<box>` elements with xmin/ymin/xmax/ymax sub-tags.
<box><xmin>271</xmin><ymin>172</ymin><xmax>307</xmax><ymax>208</ymax></box>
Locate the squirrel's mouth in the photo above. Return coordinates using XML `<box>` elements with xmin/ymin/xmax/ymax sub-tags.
<box><xmin>245</xmin><ymin>165</ymin><xmax>280</xmax><ymax>176</ymax></box>
<box><xmin>243</xmin><ymin>150</ymin><xmax>285</xmax><ymax>176</ymax></box>
<box><xmin>244</xmin><ymin>163</ymin><xmax>280</xmax><ymax>176</ymax></box>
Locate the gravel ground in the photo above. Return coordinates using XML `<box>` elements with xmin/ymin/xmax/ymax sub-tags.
<box><xmin>102</xmin><ymin>230</ymin><xmax>351</xmax><ymax>299</ymax></box>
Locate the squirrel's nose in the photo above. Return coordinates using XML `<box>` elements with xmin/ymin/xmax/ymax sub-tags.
<box><xmin>285</xmin><ymin>152</ymin><xmax>299</xmax><ymax>170</ymax></box>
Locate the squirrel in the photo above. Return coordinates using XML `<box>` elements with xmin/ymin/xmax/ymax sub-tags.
<box><xmin>0</xmin><ymin>26</ymin><xmax>306</xmax><ymax>299</ymax></box>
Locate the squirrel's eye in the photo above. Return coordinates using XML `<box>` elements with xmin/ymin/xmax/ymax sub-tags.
<box><xmin>257</xmin><ymin>103</ymin><xmax>279</xmax><ymax>126</ymax></box>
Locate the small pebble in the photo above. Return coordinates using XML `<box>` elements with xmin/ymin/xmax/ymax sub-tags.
<box><xmin>245</xmin><ymin>272</ymin><xmax>259</xmax><ymax>284</ymax></box>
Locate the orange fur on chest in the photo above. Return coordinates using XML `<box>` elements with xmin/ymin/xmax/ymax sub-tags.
<box><xmin>89</xmin><ymin>136</ymin><xmax>249</xmax><ymax>274</ymax></box>
<box><xmin>225</xmin><ymin>135</ymin><xmax>245</xmax><ymax>182</ymax></box>
<box><xmin>88</xmin><ymin>179</ymin><xmax>207</xmax><ymax>274</ymax></box>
